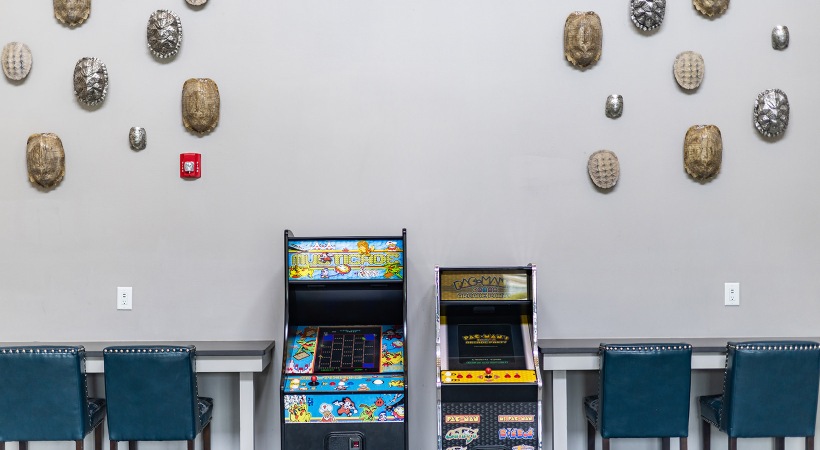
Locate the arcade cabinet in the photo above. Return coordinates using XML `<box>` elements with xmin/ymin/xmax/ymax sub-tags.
<box><xmin>281</xmin><ymin>230</ymin><xmax>408</xmax><ymax>450</ymax></box>
<box><xmin>436</xmin><ymin>266</ymin><xmax>542</xmax><ymax>450</ymax></box>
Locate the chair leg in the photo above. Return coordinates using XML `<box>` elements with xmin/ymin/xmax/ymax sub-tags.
<box><xmin>95</xmin><ymin>424</ymin><xmax>103</xmax><ymax>450</ymax></box>
<box><xmin>702</xmin><ymin>420</ymin><xmax>711</xmax><ymax>450</ymax></box>
<box><xmin>110</xmin><ymin>440</ymin><xmax>117</xmax><ymax>450</ymax></box>
<box><xmin>0</xmin><ymin>441</ymin><xmax>4</xmax><ymax>450</ymax></box>
<box><xmin>128</xmin><ymin>442</ymin><xmax>137</xmax><ymax>450</ymax></box>
<box><xmin>187</xmin><ymin>440</ymin><xmax>194</xmax><ymax>450</ymax></box>
<box><xmin>662</xmin><ymin>437</ymin><xmax>670</xmax><ymax>450</ymax></box>
<box><xmin>77</xmin><ymin>439</ymin><xmax>84</xmax><ymax>450</ymax></box>
<box><xmin>587</xmin><ymin>421</ymin><xmax>596</xmax><ymax>450</ymax></box>
<box><xmin>807</xmin><ymin>436</ymin><xmax>814</xmax><ymax>450</ymax></box>
<box><xmin>602</xmin><ymin>438</ymin><xmax>610</xmax><ymax>450</ymax></box>
<box><xmin>729</xmin><ymin>437</ymin><xmax>737</xmax><ymax>450</ymax></box>
<box><xmin>203</xmin><ymin>422</ymin><xmax>212</xmax><ymax>450</ymax></box>
<box><xmin>19</xmin><ymin>442</ymin><xmax>28</xmax><ymax>450</ymax></box>
<box><xmin>776</xmin><ymin>437</ymin><xmax>785</xmax><ymax>450</ymax></box>
<box><xmin>680</xmin><ymin>437</ymin><xmax>688</xmax><ymax>450</ymax></box>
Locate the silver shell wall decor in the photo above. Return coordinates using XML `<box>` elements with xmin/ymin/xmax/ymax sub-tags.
<box><xmin>129</xmin><ymin>127</ymin><xmax>147</xmax><ymax>150</ymax></box>
<box><xmin>73</xmin><ymin>57</ymin><xmax>108</xmax><ymax>106</ymax></box>
<box><xmin>631</xmin><ymin>0</ymin><xmax>666</xmax><ymax>31</ymax></box>
<box><xmin>588</xmin><ymin>150</ymin><xmax>620</xmax><ymax>189</ymax></box>
<box><xmin>684</xmin><ymin>125</ymin><xmax>722</xmax><ymax>181</ymax></box>
<box><xmin>147</xmin><ymin>10</ymin><xmax>183</xmax><ymax>59</ymax></box>
<box><xmin>605</xmin><ymin>94</ymin><xmax>623</xmax><ymax>118</ymax></box>
<box><xmin>182</xmin><ymin>78</ymin><xmax>220</xmax><ymax>134</ymax></box>
<box><xmin>186</xmin><ymin>0</ymin><xmax>207</xmax><ymax>5</ymax></box>
<box><xmin>692</xmin><ymin>0</ymin><xmax>729</xmax><ymax>17</ymax></box>
<box><xmin>53</xmin><ymin>0</ymin><xmax>91</xmax><ymax>27</ymax></box>
<box><xmin>673</xmin><ymin>51</ymin><xmax>705</xmax><ymax>90</ymax></box>
<box><xmin>754</xmin><ymin>89</ymin><xmax>789</xmax><ymax>138</ymax></box>
<box><xmin>772</xmin><ymin>26</ymin><xmax>789</xmax><ymax>50</ymax></box>
<box><xmin>2</xmin><ymin>42</ymin><xmax>33</xmax><ymax>81</ymax></box>
<box><xmin>564</xmin><ymin>12</ymin><xmax>602</xmax><ymax>69</ymax></box>
<box><xmin>27</xmin><ymin>133</ymin><xmax>65</xmax><ymax>189</ymax></box>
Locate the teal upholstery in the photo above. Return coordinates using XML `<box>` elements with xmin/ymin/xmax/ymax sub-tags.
<box><xmin>585</xmin><ymin>343</ymin><xmax>692</xmax><ymax>450</ymax></box>
<box><xmin>699</xmin><ymin>341</ymin><xmax>820</xmax><ymax>450</ymax></box>
<box><xmin>103</xmin><ymin>346</ymin><xmax>212</xmax><ymax>450</ymax></box>
<box><xmin>0</xmin><ymin>346</ymin><xmax>106</xmax><ymax>450</ymax></box>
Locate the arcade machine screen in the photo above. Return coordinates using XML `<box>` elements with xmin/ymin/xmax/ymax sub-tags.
<box><xmin>447</xmin><ymin>315</ymin><xmax>528</xmax><ymax>371</ymax></box>
<box><xmin>315</xmin><ymin>326</ymin><xmax>381</xmax><ymax>374</ymax></box>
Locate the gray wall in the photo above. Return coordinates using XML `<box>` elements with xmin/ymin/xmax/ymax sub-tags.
<box><xmin>1</xmin><ymin>1</ymin><xmax>818</xmax><ymax>449</ymax></box>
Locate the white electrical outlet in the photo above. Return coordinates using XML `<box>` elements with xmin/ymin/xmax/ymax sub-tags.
<box><xmin>724</xmin><ymin>282</ymin><xmax>739</xmax><ymax>306</ymax></box>
<box><xmin>117</xmin><ymin>287</ymin><xmax>132</xmax><ymax>310</ymax></box>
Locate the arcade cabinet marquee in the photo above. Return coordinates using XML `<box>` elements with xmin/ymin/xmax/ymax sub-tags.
<box><xmin>436</xmin><ymin>266</ymin><xmax>542</xmax><ymax>450</ymax></box>
<box><xmin>281</xmin><ymin>230</ymin><xmax>408</xmax><ymax>450</ymax></box>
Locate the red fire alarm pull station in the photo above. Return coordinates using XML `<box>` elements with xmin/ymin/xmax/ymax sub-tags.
<box><xmin>180</xmin><ymin>153</ymin><xmax>201</xmax><ymax>178</ymax></box>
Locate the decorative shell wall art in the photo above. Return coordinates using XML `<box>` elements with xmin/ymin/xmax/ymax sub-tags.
<box><xmin>692</xmin><ymin>0</ymin><xmax>729</xmax><ymax>17</ymax></box>
<box><xmin>673</xmin><ymin>51</ymin><xmax>704</xmax><ymax>90</ymax></box>
<box><xmin>182</xmin><ymin>78</ymin><xmax>220</xmax><ymax>134</ymax></box>
<box><xmin>772</xmin><ymin>26</ymin><xmax>789</xmax><ymax>50</ymax></box>
<box><xmin>754</xmin><ymin>89</ymin><xmax>789</xmax><ymax>138</ymax></box>
<box><xmin>186</xmin><ymin>0</ymin><xmax>207</xmax><ymax>5</ymax></box>
<box><xmin>129</xmin><ymin>127</ymin><xmax>147</xmax><ymax>150</ymax></box>
<box><xmin>147</xmin><ymin>10</ymin><xmax>183</xmax><ymax>59</ymax></box>
<box><xmin>631</xmin><ymin>0</ymin><xmax>666</xmax><ymax>31</ymax></box>
<box><xmin>564</xmin><ymin>12</ymin><xmax>602</xmax><ymax>69</ymax></box>
<box><xmin>684</xmin><ymin>125</ymin><xmax>722</xmax><ymax>181</ymax></box>
<box><xmin>53</xmin><ymin>0</ymin><xmax>91</xmax><ymax>27</ymax></box>
<box><xmin>73</xmin><ymin>57</ymin><xmax>108</xmax><ymax>106</ymax></box>
<box><xmin>605</xmin><ymin>94</ymin><xmax>623</xmax><ymax>118</ymax></box>
<box><xmin>2</xmin><ymin>42</ymin><xmax>32</xmax><ymax>81</ymax></box>
<box><xmin>27</xmin><ymin>133</ymin><xmax>65</xmax><ymax>189</ymax></box>
<box><xmin>588</xmin><ymin>150</ymin><xmax>620</xmax><ymax>189</ymax></box>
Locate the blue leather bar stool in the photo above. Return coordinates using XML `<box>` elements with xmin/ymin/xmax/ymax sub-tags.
<box><xmin>699</xmin><ymin>341</ymin><xmax>820</xmax><ymax>450</ymax></box>
<box><xmin>584</xmin><ymin>343</ymin><xmax>693</xmax><ymax>450</ymax></box>
<box><xmin>0</xmin><ymin>346</ymin><xmax>106</xmax><ymax>450</ymax></box>
<box><xmin>103</xmin><ymin>346</ymin><xmax>213</xmax><ymax>450</ymax></box>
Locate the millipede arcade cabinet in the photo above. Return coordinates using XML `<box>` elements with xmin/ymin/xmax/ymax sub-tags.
<box><xmin>436</xmin><ymin>266</ymin><xmax>542</xmax><ymax>450</ymax></box>
<box><xmin>282</xmin><ymin>230</ymin><xmax>408</xmax><ymax>450</ymax></box>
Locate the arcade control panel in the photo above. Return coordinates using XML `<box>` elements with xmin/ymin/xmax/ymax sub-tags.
<box><xmin>441</xmin><ymin>368</ymin><xmax>537</xmax><ymax>384</ymax></box>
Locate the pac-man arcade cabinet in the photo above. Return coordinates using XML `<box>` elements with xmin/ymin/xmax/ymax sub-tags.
<box><xmin>436</xmin><ymin>266</ymin><xmax>542</xmax><ymax>450</ymax></box>
<box><xmin>282</xmin><ymin>230</ymin><xmax>408</xmax><ymax>450</ymax></box>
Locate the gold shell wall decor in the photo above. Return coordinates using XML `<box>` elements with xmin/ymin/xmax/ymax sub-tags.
<box><xmin>27</xmin><ymin>133</ymin><xmax>66</xmax><ymax>189</ymax></box>
<box><xmin>182</xmin><ymin>78</ymin><xmax>220</xmax><ymax>134</ymax></box>
<box><xmin>2</xmin><ymin>42</ymin><xmax>33</xmax><ymax>81</ymax></box>
<box><xmin>673</xmin><ymin>51</ymin><xmax>705</xmax><ymax>90</ymax></box>
<box><xmin>147</xmin><ymin>10</ymin><xmax>183</xmax><ymax>59</ymax></box>
<box><xmin>693</xmin><ymin>0</ymin><xmax>729</xmax><ymax>17</ymax></box>
<box><xmin>53</xmin><ymin>0</ymin><xmax>91</xmax><ymax>27</ymax></box>
<box><xmin>684</xmin><ymin>125</ymin><xmax>722</xmax><ymax>181</ymax></box>
<box><xmin>564</xmin><ymin>12</ymin><xmax>602</xmax><ymax>69</ymax></box>
<box><xmin>588</xmin><ymin>150</ymin><xmax>620</xmax><ymax>189</ymax></box>
<box><xmin>73</xmin><ymin>57</ymin><xmax>108</xmax><ymax>106</ymax></box>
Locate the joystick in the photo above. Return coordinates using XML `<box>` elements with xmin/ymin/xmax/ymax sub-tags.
<box><xmin>484</xmin><ymin>367</ymin><xmax>492</xmax><ymax>379</ymax></box>
<box><xmin>308</xmin><ymin>375</ymin><xmax>319</xmax><ymax>386</ymax></box>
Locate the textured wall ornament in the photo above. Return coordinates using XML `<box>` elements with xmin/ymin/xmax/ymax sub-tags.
<box><xmin>693</xmin><ymin>0</ymin><xmax>729</xmax><ymax>17</ymax></box>
<box><xmin>631</xmin><ymin>0</ymin><xmax>666</xmax><ymax>31</ymax></box>
<box><xmin>129</xmin><ymin>127</ymin><xmax>146</xmax><ymax>150</ymax></box>
<box><xmin>182</xmin><ymin>78</ymin><xmax>220</xmax><ymax>134</ymax></box>
<box><xmin>754</xmin><ymin>89</ymin><xmax>789</xmax><ymax>137</ymax></box>
<box><xmin>27</xmin><ymin>133</ymin><xmax>65</xmax><ymax>189</ymax></box>
<box><xmin>147</xmin><ymin>10</ymin><xmax>182</xmax><ymax>59</ymax></box>
<box><xmin>564</xmin><ymin>12</ymin><xmax>602</xmax><ymax>69</ymax></box>
<box><xmin>2</xmin><ymin>42</ymin><xmax>32</xmax><ymax>81</ymax></box>
<box><xmin>684</xmin><ymin>125</ymin><xmax>722</xmax><ymax>181</ymax></box>
<box><xmin>186</xmin><ymin>0</ymin><xmax>207</xmax><ymax>5</ymax></box>
<box><xmin>673</xmin><ymin>51</ymin><xmax>704</xmax><ymax>90</ymax></box>
<box><xmin>53</xmin><ymin>0</ymin><xmax>91</xmax><ymax>27</ymax></box>
<box><xmin>772</xmin><ymin>26</ymin><xmax>789</xmax><ymax>50</ymax></box>
<box><xmin>73</xmin><ymin>57</ymin><xmax>108</xmax><ymax>106</ymax></box>
<box><xmin>588</xmin><ymin>150</ymin><xmax>620</xmax><ymax>189</ymax></box>
<box><xmin>605</xmin><ymin>95</ymin><xmax>623</xmax><ymax>118</ymax></box>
